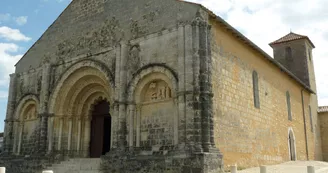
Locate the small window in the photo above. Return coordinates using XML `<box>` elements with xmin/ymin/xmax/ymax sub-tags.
<box><xmin>285</xmin><ymin>47</ymin><xmax>292</xmax><ymax>60</ymax></box>
<box><xmin>252</xmin><ymin>71</ymin><xmax>260</xmax><ymax>108</ymax></box>
<box><xmin>308</xmin><ymin>48</ymin><xmax>312</xmax><ymax>61</ymax></box>
<box><xmin>286</xmin><ymin>91</ymin><xmax>292</xmax><ymax>121</ymax></box>
<box><xmin>309</xmin><ymin>106</ymin><xmax>313</xmax><ymax>132</ymax></box>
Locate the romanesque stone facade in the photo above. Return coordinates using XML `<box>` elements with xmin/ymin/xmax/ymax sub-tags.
<box><xmin>0</xmin><ymin>0</ymin><xmax>323</xmax><ymax>172</ymax></box>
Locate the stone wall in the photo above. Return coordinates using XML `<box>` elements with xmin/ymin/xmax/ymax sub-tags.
<box><xmin>210</xmin><ymin>18</ymin><xmax>317</xmax><ymax>168</ymax></box>
<box><xmin>15</xmin><ymin>0</ymin><xmax>200</xmax><ymax>73</ymax></box>
<box><xmin>319</xmin><ymin>112</ymin><xmax>328</xmax><ymax>161</ymax></box>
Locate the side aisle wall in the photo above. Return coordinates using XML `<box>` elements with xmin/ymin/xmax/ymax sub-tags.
<box><xmin>210</xmin><ymin>18</ymin><xmax>317</xmax><ymax>168</ymax></box>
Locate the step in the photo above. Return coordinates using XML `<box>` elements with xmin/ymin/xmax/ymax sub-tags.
<box><xmin>46</xmin><ymin>158</ymin><xmax>102</xmax><ymax>173</ymax></box>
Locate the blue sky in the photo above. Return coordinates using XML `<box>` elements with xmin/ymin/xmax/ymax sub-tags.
<box><xmin>1</xmin><ymin>0</ymin><xmax>328</xmax><ymax>132</ymax></box>
<box><xmin>0</xmin><ymin>0</ymin><xmax>71</xmax><ymax>131</ymax></box>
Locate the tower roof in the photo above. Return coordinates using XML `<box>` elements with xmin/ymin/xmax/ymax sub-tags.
<box><xmin>269</xmin><ymin>32</ymin><xmax>315</xmax><ymax>48</ymax></box>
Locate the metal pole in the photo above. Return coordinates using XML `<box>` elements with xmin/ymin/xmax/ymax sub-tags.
<box><xmin>307</xmin><ymin>166</ymin><xmax>315</xmax><ymax>173</ymax></box>
<box><xmin>260</xmin><ymin>166</ymin><xmax>267</xmax><ymax>173</ymax></box>
<box><xmin>231</xmin><ymin>165</ymin><xmax>237</xmax><ymax>173</ymax></box>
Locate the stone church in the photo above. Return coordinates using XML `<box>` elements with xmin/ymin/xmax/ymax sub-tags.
<box><xmin>0</xmin><ymin>0</ymin><xmax>324</xmax><ymax>172</ymax></box>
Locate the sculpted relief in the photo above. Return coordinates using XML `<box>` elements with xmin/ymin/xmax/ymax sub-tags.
<box><xmin>139</xmin><ymin>80</ymin><xmax>174</xmax><ymax>147</ymax></box>
<box><xmin>128</xmin><ymin>45</ymin><xmax>141</xmax><ymax>72</ymax></box>
<box><xmin>55</xmin><ymin>17</ymin><xmax>123</xmax><ymax>59</ymax></box>
<box><xmin>143</xmin><ymin>80</ymin><xmax>172</xmax><ymax>102</ymax></box>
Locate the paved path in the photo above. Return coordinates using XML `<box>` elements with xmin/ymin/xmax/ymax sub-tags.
<box><xmin>236</xmin><ymin>161</ymin><xmax>328</xmax><ymax>173</ymax></box>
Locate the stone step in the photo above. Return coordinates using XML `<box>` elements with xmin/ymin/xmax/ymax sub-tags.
<box><xmin>46</xmin><ymin>158</ymin><xmax>101</xmax><ymax>173</ymax></box>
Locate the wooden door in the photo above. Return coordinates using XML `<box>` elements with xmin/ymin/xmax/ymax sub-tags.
<box><xmin>90</xmin><ymin>115</ymin><xmax>104</xmax><ymax>158</ymax></box>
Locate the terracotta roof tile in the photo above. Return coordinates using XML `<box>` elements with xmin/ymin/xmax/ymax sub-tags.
<box><xmin>318</xmin><ymin>106</ymin><xmax>328</xmax><ymax>113</ymax></box>
<box><xmin>269</xmin><ymin>32</ymin><xmax>315</xmax><ymax>48</ymax></box>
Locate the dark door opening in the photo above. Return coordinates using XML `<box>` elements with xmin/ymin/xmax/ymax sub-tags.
<box><xmin>90</xmin><ymin>100</ymin><xmax>111</xmax><ymax>158</ymax></box>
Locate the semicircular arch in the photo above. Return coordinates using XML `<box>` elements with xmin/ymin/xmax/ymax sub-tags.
<box><xmin>49</xmin><ymin>59</ymin><xmax>114</xmax><ymax>114</ymax></box>
<box><xmin>14</xmin><ymin>94</ymin><xmax>39</xmax><ymax>120</ymax></box>
<box><xmin>127</xmin><ymin>65</ymin><xmax>178</xmax><ymax>102</ymax></box>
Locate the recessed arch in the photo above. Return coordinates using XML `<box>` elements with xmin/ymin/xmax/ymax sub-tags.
<box><xmin>47</xmin><ymin>59</ymin><xmax>114</xmax><ymax>157</ymax></box>
<box><xmin>127</xmin><ymin>65</ymin><xmax>179</xmax><ymax>147</ymax></box>
<box><xmin>48</xmin><ymin>59</ymin><xmax>114</xmax><ymax>113</ymax></box>
<box><xmin>14</xmin><ymin>94</ymin><xmax>39</xmax><ymax>120</ymax></box>
<box><xmin>12</xmin><ymin>94</ymin><xmax>39</xmax><ymax>155</ymax></box>
<box><xmin>288</xmin><ymin>127</ymin><xmax>297</xmax><ymax>161</ymax></box>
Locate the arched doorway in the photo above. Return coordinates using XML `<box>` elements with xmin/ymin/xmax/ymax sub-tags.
<box><xmin>90</xmin><ymin>100</ymin><xmax>111</xmax><ymax>158</ymax></box>
<box><xmin>288</xmin><ymin>129</ymin><xmax>296</xmax><ymax>161</ymax></box>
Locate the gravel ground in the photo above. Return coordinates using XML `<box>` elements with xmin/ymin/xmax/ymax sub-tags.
<box><xmin>232</xmin><ymin>161</ymin><xmax>328</xmax><ymax>173</ymax></box>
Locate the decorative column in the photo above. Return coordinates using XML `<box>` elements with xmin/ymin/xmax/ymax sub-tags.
<box><xmin>47</xmin><ymin>114</ymin><xmax>55</xmax><ymax>153</ymax></box>
<box><xmin>135</xmin><ymin>105</ymin><xmax>141</xmax><ymax>147</ymax></box>
<box><xmin>127</xmin><ymin>104</ymin><xmax>135</xmax><ymax>147</ymax></box>
<box><xmin>39</xmin><ymin>63</ymin><xmax>51</xmax><ymax>153</ymax></box>
<box><xmin>67</xmin><ymin>117</ymin><xmax>73</xmax><ymax>153</ymax></box>
<box><xmin>83</xmin><ymin>116</ymin><xmax>91</xmax><ymax>157</ymax></box>
<box><xmin>57</xmin><ymin>117</ymin><xmax>63</xmax><ymax>151</ymax></box>
<box><xmin>77</xmin><ymin>117</ymin><xmax>82</xmax><ymax>155</ymax></box>
<box><xmin>4</xmin><ymin>73</ymin><xmax>17</xmax><ymax>153</ymax></box>
<box><xmin>17</xmin><ymin>121</ymin><xmax>24</xmax><ymax>155</ymax></box>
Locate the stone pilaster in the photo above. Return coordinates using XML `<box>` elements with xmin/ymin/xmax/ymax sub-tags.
<box><xmin>38</xmin><ymin>63</ymin><xmax>52</xmax><ymax>153</ymax></box>
<box><xmin>4</xmin><ymin>73</ymin><xmax>17</xmax><ymax>153</ymax></box>
<box><xmin>113</xmin><ymin>42</ymin><xmax>129</xmax><ymax>149</ymax></box>
<box><xmin>192</xmin><ymin>12</ymin><xmax>217</xmax><ymax>152</ymax></box>
<box><xmin>177</xmin><ymin>24</ymin><xmax>186</xmax><ymax>147</ymax></box>
<box><xmin>192</xmin><ymin>15</ymin><xmax>202</xmax><ymax>152</ymax></box>
<box><xmin>39</xmin><ymin>113</ymin><xmax>50</xmax><ymax>153</ymax></box>
<box><xmin>184</xmin><ymin>24</ymin><xmax>196</xmax><ymax>150</ymax></box>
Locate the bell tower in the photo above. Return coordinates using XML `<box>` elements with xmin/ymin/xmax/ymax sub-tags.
<box><xmin>269</xmin><ymin>32</ymin><xmax>316</xmax><ymax>91</ymax></box>
<box><xmin>270</xmin><ymin>32</ymin><xmax>323</xmax><ymax>160</ymax></box>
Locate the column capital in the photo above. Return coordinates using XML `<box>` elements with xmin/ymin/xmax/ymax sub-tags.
<box><xmin>38</xmin><ymin>113</ymin><xmax>54</xmax><ymax>118</ymax></box>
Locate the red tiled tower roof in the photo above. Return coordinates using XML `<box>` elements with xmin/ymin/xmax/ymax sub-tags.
<box><xmin>269</xmin><ymin>32</ymin><xmax>315</xmax><ymax>48</ymax></box>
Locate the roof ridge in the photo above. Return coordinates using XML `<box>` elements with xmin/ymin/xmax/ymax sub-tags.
<box><xmin>269</xmin><ymin>32</ymin><xmax>315</xmax><ymax>47</ymax></box>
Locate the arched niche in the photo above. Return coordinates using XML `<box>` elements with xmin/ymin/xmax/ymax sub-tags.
<box><xmin>12</xmin><ymin>95</ymin><xmax>39</xmax><ymax>155</ymax></box>
<box><xmin>288</xmin><ymin>127</ymin><xmax>297</xmax><ymax>161</ymax></box>
<box><xmin>127</xmin><ymin>65</ymin><xmax>179</xmax><ymax>148</ymax></box>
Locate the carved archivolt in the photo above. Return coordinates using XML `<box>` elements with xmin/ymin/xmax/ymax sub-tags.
<box><xmin>49</xmin><ymin>59</ymin><xmax>114</xmax><ymax>114</ymax></box>
<box><xmin>47</xmin><ymin>61</ymin><xmax>113</xmax><ymax>153</ymax></box>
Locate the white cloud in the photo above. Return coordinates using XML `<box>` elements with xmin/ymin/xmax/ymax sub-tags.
<box><xmin>14</xmin><ymin>16</ymin><xmax>28</xmax><ymax>26</ymax></box>
<box><xmin>0</xmin><ymin>43</ymin><xmax>22</xmax><ymax>87</ymax></box>
<box><xmin>0</xmin><ymin>26</ymin><xmax>31</xmax><ymax>41</ymax></box>
<box><xmin>0</xmin><ymin>14</ymin><xmax>28</xmax><ymax>26</ymax></box>
<box><xmin>187</xmin><ymin>0</ymin><xmax>328</xmax><ymax>106</ymax></box>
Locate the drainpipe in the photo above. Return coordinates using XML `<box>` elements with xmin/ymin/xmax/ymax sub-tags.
<box><xmin>301</xmin><ymin>89</ymin><xmax>309</xmax><ymax>160</ymax></box>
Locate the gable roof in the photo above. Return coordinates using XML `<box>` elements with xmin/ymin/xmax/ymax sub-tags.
<box><xmin>319</xmin><ymin>106</ymin><xmax>328</xmax><ymax>113</ymax></box>
<box><xmin>179</xmin><ymin>0</ymin><xmax>314</xmax><ymax>94</ymax></box>
<box><xmin>269</xmin><ymin>32</ymin><xmax>315</xmax><ymax>48</ymax></box>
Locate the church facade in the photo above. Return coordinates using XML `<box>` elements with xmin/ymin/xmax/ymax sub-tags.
<box><xmin>0</xmin><ymin>0</ymin><xmax>323</xmax><ymax>172</ymax></box>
